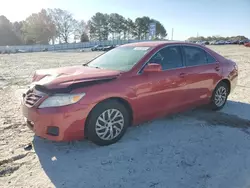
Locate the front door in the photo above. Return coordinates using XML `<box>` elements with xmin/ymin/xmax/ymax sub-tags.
<box><xmin>133</xmin><ymin>45</ymin><xmax>188</xmax><ymax>120</ymax></box>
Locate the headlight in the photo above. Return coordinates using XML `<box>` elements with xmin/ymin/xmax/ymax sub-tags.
<box><xmin>39</xmin><ymin>93</ymin><xmax>85</xmax><ymax>108</ymax></box>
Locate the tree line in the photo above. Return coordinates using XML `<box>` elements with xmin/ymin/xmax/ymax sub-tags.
<box><xmin>187</xmin><ymin>35</ymin><xmax>248</xmax><ymax>42</ymax></box>
<box><xmin>0</xmin><ymin>9</ymin><xmax>167</xmax><ymax>46</ymax></box>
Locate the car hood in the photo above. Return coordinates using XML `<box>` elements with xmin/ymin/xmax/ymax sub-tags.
<box><xmin>32</xmin><ymin>65</ymin><xmax>121</xmax><ymax>90</ymax></box>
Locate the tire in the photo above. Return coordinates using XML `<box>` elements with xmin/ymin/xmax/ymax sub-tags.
<box><xmin>86</xmin><ymin>100</ymin><xmax>130</xmax><ymax>146</ymax></box>
<box><xmin>210</xmin><ymin>82</ymin><xmax>229</xmax><ymax>110</ymax></box>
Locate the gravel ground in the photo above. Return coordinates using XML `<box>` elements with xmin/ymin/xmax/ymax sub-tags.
<box><xmin>0</xmin><ymin>45</ymin><xmax>250</xmax><ymax>188</ymax></box>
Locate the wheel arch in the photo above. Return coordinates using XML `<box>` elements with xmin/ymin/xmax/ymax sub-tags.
<box><xmin>84</xmin><ymin>97</ymin><xmax>134</xmax><ymax>138</ymax></box>
<box><xmin>219</xmin><ymin>78</ymin><xmax>231</xmax><ymax>94</ymax></box>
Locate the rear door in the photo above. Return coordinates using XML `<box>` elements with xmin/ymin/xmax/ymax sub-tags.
<box><xmin>181</xmin><ymin>45</ymin><xmax>222</xmax><ymax>105</ymax></box>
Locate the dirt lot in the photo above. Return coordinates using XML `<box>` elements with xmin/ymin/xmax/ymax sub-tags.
<box><xmin>0</xmin><ymin>45</ymin><xmax>250</xmax><ymax>188</ymax></box>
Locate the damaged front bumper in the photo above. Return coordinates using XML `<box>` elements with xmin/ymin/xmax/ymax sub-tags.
<box><xmin>21</xmin><ymin>87</ymin><xmax>93</xmax><ymax>141</ymax></box>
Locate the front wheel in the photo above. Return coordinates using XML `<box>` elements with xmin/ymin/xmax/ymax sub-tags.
<box><xmin>210</xmin><ymin>82</ymin><xmax>229</xmax><ymax>110</ymax></box>
<box><xmin>86</xmin><ymin>100</ymin><xmax>130</xmax><ymax>146</ymax></box>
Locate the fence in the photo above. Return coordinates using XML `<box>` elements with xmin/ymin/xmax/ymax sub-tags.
<box><xmin>0</xmin><ymin>39</ymin><xmax>151</xmax><ymax>53</ymax></box>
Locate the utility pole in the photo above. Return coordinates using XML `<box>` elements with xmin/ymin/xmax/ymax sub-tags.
<box><xmin>171</xmin><ymin>28</ymin><xmax>174</xmax><ymax>40</ymax></box>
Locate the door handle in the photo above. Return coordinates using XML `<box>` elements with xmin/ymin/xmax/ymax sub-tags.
<box><xmin>179</xmin><ymin>73</ymin><xmax>186</xmax><ymax>78</ymax></box>
<box><xmin>215</xmin><ymin>66</ymin><xmax>220</xmax><ymax>71</ymax></box>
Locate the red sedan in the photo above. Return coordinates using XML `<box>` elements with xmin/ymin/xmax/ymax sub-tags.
<box><xmin>244</xmin><ymin>42</ymin><xmax>250</xmax><ymax>47</ymax></box>
<box><xmin>22</xmin><ymin>41</ymin><xmax>238</xmax><ymax>146</ymax></box>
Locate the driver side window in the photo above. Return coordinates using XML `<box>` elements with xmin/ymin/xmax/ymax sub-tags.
<box><xmin>149</xmin><ymin>46</ymin><xmax>183</xmax><ymax>70</ymax></box>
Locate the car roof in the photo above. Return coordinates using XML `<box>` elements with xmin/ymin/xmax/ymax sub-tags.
<box><xmin>121</xmin><ymin>40</ymin><xmax>201</xmax><ymax>47</ymax></box>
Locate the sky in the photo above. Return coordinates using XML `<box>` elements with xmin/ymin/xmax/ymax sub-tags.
<box><xmin>0</xmin><ymin>0</ymin><xmax>249</xmax><ymax>40</ymax></box>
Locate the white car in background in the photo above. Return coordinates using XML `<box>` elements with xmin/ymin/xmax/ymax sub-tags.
<box><xmin>195</xmin><ymin>41</ymin><xmax>206</xmax><ymax>45</ymax></box>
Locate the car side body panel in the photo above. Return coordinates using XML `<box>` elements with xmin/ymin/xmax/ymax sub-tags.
<box><xmin>181</xmin><ymin>63</ymin><xmax>223</xmax><ymax>106</ymax></box>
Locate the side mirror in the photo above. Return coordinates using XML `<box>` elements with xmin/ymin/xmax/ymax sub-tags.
<box><xmin>143</xmin><ymin>63</ymin><xmax>162</xmax><ymax>73</ymax></box>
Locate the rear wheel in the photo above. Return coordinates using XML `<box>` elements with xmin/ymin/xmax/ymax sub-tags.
<box><xmin>210</xmin><ymin>82</ymin><xmax>229</xmax><ymax>110</ymax></box>
<box><xmin>86</xmin><ymin>100</ymin><xmax>129</xmax><ymax>146</ymax></box>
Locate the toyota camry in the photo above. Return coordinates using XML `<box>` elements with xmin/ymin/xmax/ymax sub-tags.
<box><xmin>22</xmin><ymin>41</ymin><xmax>238</xmax><ymax>146</ymax></box>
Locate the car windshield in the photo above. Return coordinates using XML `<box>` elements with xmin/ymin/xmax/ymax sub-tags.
<box><xmin>87</xmin><ymin>46</ymin><xmax>151</xmax><ymax>71</ymax></box>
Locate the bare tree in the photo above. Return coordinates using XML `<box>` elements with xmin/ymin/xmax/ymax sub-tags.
<box><xmin>48</xmin><ymin>8</ymin><xmax>77</xmax><ymax>43</ymax></box>
<box><xmin>22</xmin><ymin>9</ymin><xmax>56</xmax><ymax>44</ymax></box>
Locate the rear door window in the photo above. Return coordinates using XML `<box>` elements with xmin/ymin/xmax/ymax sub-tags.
<box><xmin>206</xmin><ymin>53</ymin><xmax>217</xmax><ymax>64</ymax></box>
<box><xmin>183</xmin><ymin>46</ymin><xmax>207</xmax><ymax>66</ymax></box>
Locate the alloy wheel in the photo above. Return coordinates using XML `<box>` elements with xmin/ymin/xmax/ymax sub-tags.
<box><xmin>95</xmin><ymin>109</ymin><xmax>124</xmax><ymax>140</ymax></box>
<box><xmin>214</xmin><ymin>86</ymin><xmax>227</xmax><ymax>107</ymax></box>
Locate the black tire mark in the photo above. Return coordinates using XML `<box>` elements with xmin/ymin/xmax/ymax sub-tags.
<box><xmin>0</xmin><ymin>153</ymin><xmax>28</xmax><ymax>166</ymax></box>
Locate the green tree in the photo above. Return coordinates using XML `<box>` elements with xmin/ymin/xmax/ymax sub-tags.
<box><xmin>132</xmin><ymin>17</ymin><xmax>167</xmax><ymax>40</ymax></box>
<box><xmin>0</xmin><ymin>15</ymin><xmax>23</xmax><ymax>45</ymax></box>
<box><xmin>108</xmin><ymin>13</ymin><xmax>117</xmax><ymax>39</ymax></box>
<box><xmin>187</xmin><ymin>35</ymin><xmax>249</xmax><ymax>42</ymax></box>
<box><xmin>108</xmin><ymin>13</ymin><xmax>124</xmax><ymax>39</ymax></box>
<box><xmin>80</xmin><ymin>32</ymin><xmax>89</xmax><ymax>42</ymax></box>
<box><xmin>12</xmin><ymin>21</ymin><xmax>25</xmax><ymax>43</ymax></box>
<box><xmin>120</xmin><ymin>17</ymin><xmax>128</xmax><ymax>40</ymax></box>
<box><xmin>1</xmin><ymin>11</ymin><xmax>170</xmax><ymax>45</ymax></box>
<box><xmin>231</xmin><ymin>36</ymin><xmax>248</xmax><ymax>41</ymax></box>
<box><xmin>88</xmin><ymin>12</ymin><xmax>109</xmax><ymax>41</ymax></box>
<box><xmin>133</xmin><ymin>17</ymin><xmax>151</xmax><ymax>39</ymax></box>
<box><xmin>126</xmin><ymin>18</ymin><xmax>135</xmax><ymax>40</ymax></box>
<box><xmin>74</xmin><ymin>20</ymin><xmax>88</xmax><ymax>42</ymax></box>
<box><xmin>87</xmin><ymin>20</ymin><xmax>96</xmax><ymax>40</ymax></box>
<box><xmin>140</xmin><ymin>16</ymin><xmax>151</xmax><ymax>39</ymax></box>
<box><xmin>151</xmin><ymin>19</ymin><xmax>167</xmax><ymax>39</ymax></box>
<box><xmin>133</xmin><ymin>17</ymin><xmax>144</xmax><ymax>39</ymax></box>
